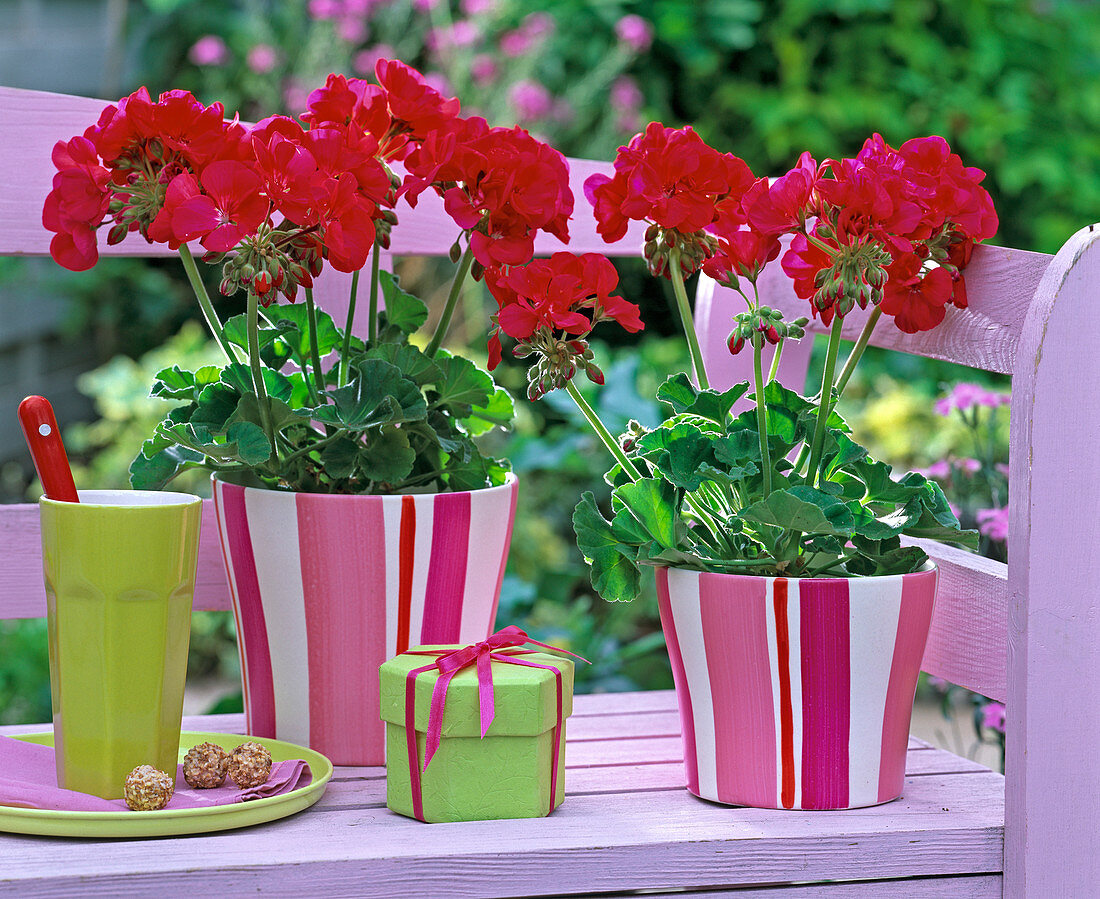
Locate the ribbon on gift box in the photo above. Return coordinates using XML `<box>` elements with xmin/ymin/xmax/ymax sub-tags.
<box><xmin>403</xmin><ymin>625</ymin><xmax>588</xmax><ymax>822</ymax></box>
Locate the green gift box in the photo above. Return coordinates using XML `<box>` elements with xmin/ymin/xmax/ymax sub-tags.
<box><xmin>379</xmin><ymin>641</ymin><xmax>575</xmax><ymax>823</ymax></box>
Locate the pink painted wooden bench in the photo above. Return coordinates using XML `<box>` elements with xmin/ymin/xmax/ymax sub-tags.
<box><xmin>1</xmin><ymin>85</ymin><xmax>1097</xmax><ymax>896</ymax></box>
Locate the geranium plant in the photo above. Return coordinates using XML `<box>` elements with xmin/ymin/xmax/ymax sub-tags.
<box><xmin>488</xmin><ymin>124</ymin><xmax>997</xmax><ymax>600</ymax></box>
<box><xmin>43</xmin><ymin>61</ymin><xmax>573</xmax><ymax>494</ymax></box>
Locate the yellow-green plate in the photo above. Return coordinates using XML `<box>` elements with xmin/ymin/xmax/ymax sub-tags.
<box><xmin>0</xmin><ymin>732</ymin><xmax>333</xmax><ymax>838</ymax></box>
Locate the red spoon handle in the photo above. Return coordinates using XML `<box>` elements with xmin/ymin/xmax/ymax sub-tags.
<box><xmin>18</xmin><ymin>396</ymin><xmax>79</xmax><ymax>503</ymax></box>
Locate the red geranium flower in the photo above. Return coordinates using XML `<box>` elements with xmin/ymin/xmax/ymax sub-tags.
<box><xmin>42</xmin><ymin>136</ymin><xmax>112</xmax><ymax>270</ymax></box>
<box><xmin>172</xmin><ymin>160</ymin><xmax>268</xmax><ymax>252</ymax></box>
<box><xmin>880</xmin><ymin>254</ymin><xmax>955</xmax><ymax>333</ymax></box>
<box><xmin>585</xmin><ymin>123</ymin><xmax>754</xmax><ymax>242</ymax></box>
<box><xmin>485</xmin><ymin>252</ymin><xmax>642</xmax><ymax>368</ymax></box>
<box><xmin>744</xmin><ymin>152</ymin><xmax>819</xmax><ymax>235</ymax></box>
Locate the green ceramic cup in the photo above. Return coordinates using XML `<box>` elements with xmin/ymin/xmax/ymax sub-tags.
<box><xmin>40</xmin><ymin>490</ymin><xmax>202</xmax><ymax>799</ymax></box>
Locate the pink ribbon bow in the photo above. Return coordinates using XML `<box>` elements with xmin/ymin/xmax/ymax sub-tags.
<box><xmin>402</xmin><ymin>625</ymin><xmax>588</xmax><ymax>822</ymax></box>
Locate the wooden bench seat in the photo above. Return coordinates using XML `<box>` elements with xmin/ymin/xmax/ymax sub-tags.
<box><xmin>2</xmin><ymin>84</ymin><xmax>1099</xmax><ymax>896</ymax></box>
<box><xmin>0</xmin><ymin>691</ymin><xmax>1005</xmax><ymax>897</ymax></box>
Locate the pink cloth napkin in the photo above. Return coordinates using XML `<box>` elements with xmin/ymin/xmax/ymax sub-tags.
<box><xmin>0</xmin><ymin>735</ymin><xmax>312</xmax><ymax>812</ymax></box>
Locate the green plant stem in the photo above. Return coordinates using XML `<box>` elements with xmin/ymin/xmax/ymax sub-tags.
<box><xmin>281</xmin><ymin>431</ymin><xmax>344</xmax><ymax>464</ymax></box>
<box><xmin>426</xmin><ymin>240</ymin><xmax>475</xmax><ymax>358</ymax></box>
<box><xmin>367</xmin><ymin>241</ymin><xmax>381</xmax><ymax>347</ymax></box>
<box><xmin>178</xmin><ymin>244</ymin><xmax>239</xmax><ymax>363</ymax></box>
<box><xmin>834</xmin><ymin>306</ymin><xmax>881</xmax><ymax>398</ymax></box>
<box><xmin>247</xmin><ymin>291</ymin><xmax>278</xmax><ymax>464</ymax></box>
<box><xmin>303</xmin><ymin>288</ymin><xmax>325</xmax><ymax>402</ymax></box>
<box><xmin>805</xmin><ymin>316</ymin><xmax>846</xmax><ymax>488</ymax></box>
<box><xmin>753</xmin><ymin>340</ymin><xmax>773</xmax><ymax>499</ymax></box>
<box><xmin>668</xmin><ymin>247</ymin><xmax>710</xmax><ymax>389</ymax></box>
<box><xmin>338</xmin><ymin>269</ymin><xmax>361</xmax><ymax>388</ymax></box>
<box><xmin>565</xmin><ymin>380</ymin><xmax>644</xmax><ymax>482</ymax></box>
<box><xmin>767</xmin><ymin>339</ymin><xmax>784</xmax><ymax>383</ymax></box>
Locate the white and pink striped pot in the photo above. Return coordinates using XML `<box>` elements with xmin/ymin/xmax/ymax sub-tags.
<box><xmin>212</xmin><ymin>474</ymin><xmax>518</xmax><ymax>765</ymax></box>
<box><xmin>657</xmin><ymin>565</ymin><xmax>937</xmax><ymax>810</ymax></box>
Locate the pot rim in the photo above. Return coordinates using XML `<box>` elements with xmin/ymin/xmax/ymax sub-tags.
<box><xmin>657</xmin><ymin>559</ymin><xmax>936</xmax><ymax>584</ymax></box>
<box><xmin>211</xmin><ymin>469</ymin><xmax>517</xmax><ymax>498</ymax></box>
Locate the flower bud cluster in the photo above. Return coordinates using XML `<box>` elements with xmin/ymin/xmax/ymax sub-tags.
<box><xmin>218</xmin><ymin>227</ymin><xmax>323</xmax><ymax>305</ymax></box>
<box><xmin>726</xmin><ymin>307</ymin><xmax>809</xmax><ymax>355</ymax></box>
<box><xmin>513</xmin><ymin>328</ymin><xmax>603</xmax><ymax>401</ymax></box>
<box><xmin>809</xmin><ymin>229</ymin><xmax>891</xmax><ymax>318</ymax></box>
<box><xmin>643</xmin><ymin>224</ymin><xmax>718</xmax><ymax>280</ymax></box>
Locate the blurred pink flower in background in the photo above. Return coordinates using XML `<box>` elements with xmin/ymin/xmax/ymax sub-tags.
<box><xmin>552</xmin><ymin>99</ymin><xmax>575</xmax><ymax>124</ymax></box>
<box><xmin>915</xmin><ymin>459</ymin><xmax>951</xmax><ymax>479</ymax></box>
<box><xmin>500</xmin><ymin>11</ymin><xmax>555</xmax><ymax>57</ymax></box>
<box><xmin>509</xmin><ymin>79</ymin><xmax>553</xmax><ymax>121</ymax></box>
<box><xmin>308</xmin><ymin>0</ymin><xmax>341</xmax><ymax>18</ymax></box>
<box><xmin>981</xmin><ymin>701</ymin><xmax>1006</xmax><ymax>733</ymax></box>
<box><xmin>958</xmin><ymin>458</ymin><xmax>982</xmax><ymax>474</ymax></box>
<box><xmin>283</xmin><ymin>80</ymin><xmax>311</xmax><ymax>114</ymax></box>
<box><xmin>610</xmin><ymin>76</ymin><xmax>642</xmax><ymax>112</ymax></box>
<box><xmin>461</xmin><ymin>0</ymin><xmax>496</xmax><ymax>14</ymax></box>
<box><xmin>413</xmin><ymin>0</ymin><xmax>440</xmax><ymax>10</ymax></box>
<box><xmin>976</xmin><ymin>506</ymin><xmax>1009</xmax><ymax>542</ymax></box>
<box><xmin>247</xmin><ymin>44</ymin><xmax>278</xmax><ymax>74</ymax></box>
<box><xmin>189</xmin><ymin>35</ymin><xmax>229</xmax><ymax>67</ymax></box>
<box><xmin>615</xmin><ymin>14</ymin><xmax>653</xmax><ymax>52</ymax></box>
<box><xmin>470</xmin><ymin>54</ymin><xmax>499</xmax><ymax>86</ymax></box>
<box><xmin>338</xmin><ymin>17</ymin><xmax>368</xmax><ymax>43</ymax></box>
<box><xmin>422</xmin><ymin>72</ymin><xmax>453</xmax><ymax>96</ymax></box>
<box><xmin>352</xmin><ymin>44</ymin><xmax>395</xmax><ymax>75</ymax></box>
<box><xmin>996</xmin><ymin>462</ymin><xmax>1010</xmax><ymax>477</ymax></box>
<box><xmin>935</xmin><ymin>382</ymin><xmax>1010</xmax><ymax>416</ymax></box>
<box><xmin>428</xmin><ymin>20</ymin><xmax>481</xmax><ymax>53</ymax></box>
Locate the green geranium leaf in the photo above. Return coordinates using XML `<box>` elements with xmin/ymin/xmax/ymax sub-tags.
<box><xmin>220</xmin><ymin>363</ymin><xmax>294</xmax><ymax>404</ymax></box>
<box><xmin>462</xmin><ymin>387</ymin><xmax>515</xmax><ymax>437</ymax></box>
<box><xmin>129</xmin><ymin>441</ymin><xmax>203</xmax><ymax>490</ymax></box>
<box><xmin>656</xmin><ymin>373</ymin><xmax>749</xmax><ymax>422</ymax></box>
<box><xmin>432</xmin><ymin>352</ymin><xmax>494</xmax><ymax>410</ymax></box>
<box><xmin>359</xmin><ymin>427</ymin><xmax>416</xmax><ymax>484</ymax></box>
<box><xmin>378</xmin><ymin>270</ymin><xmax>429</xmax><ymax>336</ymax></box>
<box><xmin>443</xmin><ymin>450</ymin><xmax>508</xmax><ymax>492</ymax></box>
<box><xmin>573</xmin><ymin>492</ymin><xmax>642</xmax><ymax>602</ymax></box>
<box><xmin>637</xmin><ymin>423</ymin><xmax>720</xmax><ymax>491</ymax></box>
<box><xmin>741</xmin><ymin>485</ymin><xmax>855</xmax><ymax>536</ymax></box>
<box><xmin>319</xmin><ymin>436</ymin><xmax>361</xmax><ymax>480</ymax></box>
<box><xmin>225</xmin><ymin>421</ymin><xmax>272</xmax><ymax>465</ymax></box>
<box><xmin>223</xmin><ymin>315</ymin><xmax>294</xmax><ymax>369</ymax></box>
<box><xmin>364</xmin><ymin>343</ymin><xmax>442</xmax><ymax>386</ymax></box>
<box><xmin>614</xmin><ymin>477</ymin><xmax>681</xmax><ymax>550</ymax></box>
<box><xmin>150</xmin><ymin>365</ymin><xmax>221</xmax><ymax>402</ymax></box>
<box><xmin>311</xmin><ymin>359</ymin><xmax>426</xmax><ymax>429</ymax></box>
<box><xmin>190</xmin><ymin>383</ymin><xmax>240</xmax><ymax>431</ymax></box>
<box><xmin>268</xmin><ymin>303</ymin><xmax>343</xmax><ymax>359</ymax></box>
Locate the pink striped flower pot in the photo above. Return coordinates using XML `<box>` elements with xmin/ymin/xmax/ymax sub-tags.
<box><xmin>656</xmin><ymin>565</ymin><xmax>938</xmax><ymax>810</ymax></box>
<box><xmin>212</xmin><ymin>474</ymin><xmax>518</xmax><ymax>766</ymax></box>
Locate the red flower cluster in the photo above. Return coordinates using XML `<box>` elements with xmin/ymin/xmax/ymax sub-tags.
<box><xmin>585</xmin><ymin>123</ymin><xmax>755</xmax><ymax>244</ymax></box>
<box><xmin>778</xmin><ymin>134</ymin><xmax>998</xmax><ymax>331</ymax></box>
<box><xmin>484</xmin><ymin>252</ymin><xmax>642</xmax><ymax>372</ymax></box>
<box><xmin>402</xmin><ymin>115</ymin><xmax>573</xmax><ymax>269</ymax></box>
<box><xmin>42</xmin><ymin>60</ymin><xmax>472</xmax><ymax>301</ymax></box>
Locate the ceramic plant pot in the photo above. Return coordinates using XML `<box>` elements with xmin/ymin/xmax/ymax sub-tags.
<box><xmin>212</xmin><ymin>474</ymin><xmax>518</xmax><ymax>765</ymax></box>
<box><xmin>656</xmin><ymin>565</ymin><xmax>938</xmax><ymax>810</ymax></box>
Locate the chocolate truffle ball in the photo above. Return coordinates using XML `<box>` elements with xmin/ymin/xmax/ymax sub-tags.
<box><xmin>227</xmin><ymin>741</ymin><xmax>273</xmax><ymax>788</ymax></box>
<box><xmin>124</xmin><ymin>765</ymin><xmax>175</xmax><ymax>811</ymax></box>
<box><xmin>183</xmin><ymin>741</ymin><xmax>229</xmax><ymax>789</ymax></box>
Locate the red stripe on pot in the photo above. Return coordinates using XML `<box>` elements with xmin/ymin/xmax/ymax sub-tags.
<box><xmin>396</xmin><ymin>495</ymin><xmax>416</xmax><ymax>655</ymax></box>
<box><xmin>799</xmin><ymin>578</ymin><xmax>851</xmax><ymax>809</ymax></box>
<box><xmin>773</xmin><ymin>577</ymin><xmax>796</xmax><ymax>809</ymax></box>
<box><xmin>656</xmin><ymin>567</ymin><xmax>700</xmax><ymax>795</ymax></box>
<box><xmin>699</xmin><ymin>573</ymin><xmax>776</xmax><ymax>808</ymax></box>
<box><xmin>297</xmin><ymin>494</ymin><xmax>388</xmax><ymax>764</ymax></box>
<box><xmin>420</xmin><ymin>491</ymin><xmax>471</xmax><ymax>643</ymax></box>
<box><xmin>877</xmin><ymin>569</ymin><xmax>938</xmax><ymax>802</ymax></box>
<box><xmin>217</xmin><ymin>481</ymin><xmax>276</xmax><ymax>738</ymax></box>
